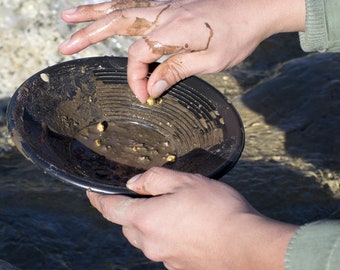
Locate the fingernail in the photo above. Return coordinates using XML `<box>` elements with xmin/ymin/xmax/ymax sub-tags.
<box><xmin>62</xmin><ymin>8</ymin><xmax>78</xmax><ymax>15</ymax></box>
<box><xmin>126</xmin><ymin>174</ymin><xmax>142</xmax><ymax>189</ymax></box>
<box><xmin>151</xmin><ymin>80</ymin><xmax>169</xmax><ymax>97</ymax></box>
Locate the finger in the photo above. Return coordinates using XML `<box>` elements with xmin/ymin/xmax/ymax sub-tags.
<box><xmin>148</xmin><ymin>51</ymin><xmax>223</xmax><ymax>97</ymax></box>
<box><xmin>127</xmin><ymin>44</ymin><xmax>149</xmax><ymax>103</ymax></box>
<box><xmin>86</xmin><ymin>190</ymin><xmax>137</xmax><ymax>226</ymax></box>
<box><xmin>126</xmin><ymin>167</ymin><xmax>199</xmax><ymax>196</ymax></box>
<box><xmin>127</xmin><ymin>38</ymin><xmax>166</xmax><ymax>103</ymax></box>
<box><xmin>59</xmin><ymin>11</ymin><xmax>138</xmax><ymax>55</ymax></box>
<box><xmin>59</xmin><ymin>5</ymin><xmax>169</xmax><ymax>55</ymax></box>
<box><xmin>127</xmin><ymin>39</ymin><xmax>209</xmax><ymax>103</ymax></box>
<box><xmin>61</xmin><ymin>2</ymin><xmax>116</xmax><ymax>23</ymax></box>
<box><xmin>126</xmin><ymin>22</ymin><xmax>217</xmax><ymax>100</ymax></box>
<box><xmin>61</xmin><ymin>1</ymin><xmax>165</xmax><ymax>23</ymax></box>
<box><xmin>122</xmin><ymin>226</ymin><xmax>142</xmax><ymax>249</ymax></box>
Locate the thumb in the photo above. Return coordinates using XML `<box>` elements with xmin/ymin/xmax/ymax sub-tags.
<box><xmin>126</xmin><ymin>167</ymin><xmax>192</xmax><ymax>196</ymax></box>
<box><xmin>147</xmin><ymin>53</ymin><xmax>215</xmax><ymax>98</ymax></box>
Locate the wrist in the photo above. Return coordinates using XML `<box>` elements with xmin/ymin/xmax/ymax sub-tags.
<box><xmin>222</xmin><ymin>214</ymin><xmax>298</xmax><ymax>270</ymax></box>
<box><xmin>254</xmin><ymin>217</ymin><xmax>298</xmax><ymax>270</ymax></box>
<box><xmin>253</xmin><ymin>0</ymin><xmax>306</xmax><ymax>39</ymax></box>
<box><xmin>267</xmin><ymin>0</ymin><xmax>306</xmax><ymax>34</ymax></box>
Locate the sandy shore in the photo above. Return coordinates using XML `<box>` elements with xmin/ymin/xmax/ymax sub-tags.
<box><xmin>0</xmin><ymin>0</ymin><xmax>134</xmax><ymax>99</ymax></box>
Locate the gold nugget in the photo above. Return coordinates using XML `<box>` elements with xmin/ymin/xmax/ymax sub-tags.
<box><xmin>146</xmin><ymin>97</ymin><xmax>156</xmax><ymax>106</ymax></box>
<box><xmin>166</xmin><ymin>154</ymin><xmax>176</xmax><ymax>162</ymax></box>
<box><xmin>146</xmin><ymin>97</ymin><xmax>163</xmax><ymax>106</ymax></box>
<box><xmin>96</xmin><ymin>121</ymin><xmax>108</xmax><ymax>132</ymax></box>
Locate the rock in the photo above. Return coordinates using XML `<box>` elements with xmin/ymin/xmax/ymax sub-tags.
<box><xmin>242</xmin><ymin>53</ymin><xmax>340</xmax><ymax>171</ymax></box>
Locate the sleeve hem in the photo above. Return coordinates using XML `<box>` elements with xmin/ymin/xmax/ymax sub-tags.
<box><xmin>285</xmin><ymin>219</ymin><xmax>340</xmax><ymax>270</ymax></box>
<box><xmin>299</xmin><ymin>0</ymin><xmax>327</xmax><ymax>52</ymax></box>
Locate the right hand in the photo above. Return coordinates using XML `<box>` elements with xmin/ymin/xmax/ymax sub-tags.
<box><xmin>59</xmin><ymin>0</ymin><xmax>305</xmax><ymax>103</ymax></box>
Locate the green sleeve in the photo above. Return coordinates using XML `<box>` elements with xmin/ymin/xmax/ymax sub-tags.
<box><xmin>299</xmin><ymin>0</ymin><xmax>340</xmax><ymax>52</ymax></box>
<box><xmin>285</xmin><ymin>220</ymin><xmax>340</xmax><ymax>270</ymax></box>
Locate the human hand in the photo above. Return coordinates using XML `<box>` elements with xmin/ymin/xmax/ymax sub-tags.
<box><xmin>87</xmin><ymin>167</ymin><xmax>297</xmax><ymax>270</ymax></box>
<box><xmin>59</xmin><ymin>0</ymin><xmax>305</xmax><ymax>103</ymax></box>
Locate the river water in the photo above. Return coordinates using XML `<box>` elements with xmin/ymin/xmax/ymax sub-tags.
<box><xmin>1</xmin><ymin>1</ymin><xmax>339</xmax><ymax>269</ymax></box>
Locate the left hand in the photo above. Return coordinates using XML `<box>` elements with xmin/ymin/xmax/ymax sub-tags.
<box><xmin>87</xmin><ymin>167</ymin><xmax>297</xmax><ymax>270</ymax></box>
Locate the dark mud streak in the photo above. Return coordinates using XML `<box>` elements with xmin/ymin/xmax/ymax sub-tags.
<box><xmin>108</xmin><ymin>0</ymin><xmax>152</xmax><ymax>13</ymax></box>
<box><xmin>123</xmin><ymin>4</ymin><xmax>170</xmax><ymax>35</ymax></box>
<box><xmin>202</xmin><ymin>22</ymin><xmax>213</xmax><ymax>51</ymax></box>
<box><xmin>144</xmin><ymin>21</ymin><xmax>213</xmax><ymax>55</ymax></box>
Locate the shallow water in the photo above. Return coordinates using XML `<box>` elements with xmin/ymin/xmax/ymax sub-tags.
<box><xmin>1</xmin><ymin>1</ymin><xmax>339</xmax><ymax>269</ymax></box>
<box><xmin>0</xmin><ymin>153</ymin><xmax>166</xmax><ymax>270</ymax></box>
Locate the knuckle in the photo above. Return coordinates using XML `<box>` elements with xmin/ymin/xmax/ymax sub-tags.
<box><xmin>121</xmin><ymin>226</ymin><xmax>130</xmax><ymax>239</ymax></box>
<box><xmin>128</xmin><ymin>41</ymin><xmax>141</xmax><ymax>58</ymax></box>
<box><xmin>99</xmin><ymin>203</ymin><xmax>114</xmax><ymax>221</ymax></box>
<box><xmin>122</xmin><ymin>206</ymin><xmax>136</xmax><ymax>224</ymax></box>
<box><xmin>144</xmin><ymin>166</ymin><xmax>163</xmax><ymax>179</ymax></box>
<box><xmin>74</xmin><ymin>27</ymin><xmax>93</xmax><ymax>47</ymax></box>
<box><xmin>136</xmin><ymin>214</ymin><xmax>155</xmax><ymax>234</ymax></box>
<box><xmin>122</xmin><ymin>198</ymin><xmax>150</xmax><ymax>228</ymax></box>
<box><xmin>142</xmin><ymin>244</ymin><xmax>163</xmax><ymax>262</ymax></box>
<box><xmin>125</xmin><ymin>207</ymin><xmax>143</xmax><ymax>227</ymax></box>
<box><xmin>204</xmin><ymin>54</ymin><xmax>228</xmax><ymax>73</ymax></box>
<box><xmin>164</xmin><ymin>58</ymin><xmax>188</xmax><ymax>83</ymax></box>
<box><xmin>142</xmin><ymin>167</ymin><xmax>163</xmax><ymax>189</ymax></box>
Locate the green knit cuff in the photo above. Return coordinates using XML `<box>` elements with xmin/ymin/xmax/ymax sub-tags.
<box><xmin>299</xmin><ymin>0</ymin><xmax>326</xmax><ymax>52</ymax></box>
<box><xmin>299</xmin><ymin>0</ymin><xmax>340</xmax><ymax>52</ymax></box>
<box><xmin>285</xmin><ymin>220</ymin><xmax>340</xmax><ymax>270</ymax></box>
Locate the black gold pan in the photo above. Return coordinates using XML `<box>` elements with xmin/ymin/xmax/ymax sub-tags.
<box><xmin>7</xmin><ymin>57</ymin><xmax>244</xmax><ymax>195</ymax></box>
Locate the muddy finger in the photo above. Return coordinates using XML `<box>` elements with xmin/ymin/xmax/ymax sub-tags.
<box><xmin>61</xmin><ymin>0</ymin><xmax>168</xmax><ymax>23</ymax></box>
<box><xmin>59</xmin><ymin>5</ymin><xmax>171</xmax><ymax>55</ymax></box>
